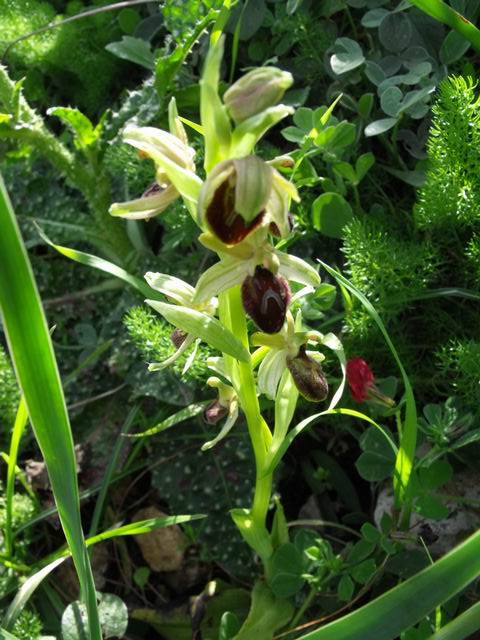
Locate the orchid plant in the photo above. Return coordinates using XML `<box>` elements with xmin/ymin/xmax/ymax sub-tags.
<box><xmin>110</xmin><ymin>35</ymin><xmax>346</xmax><ymax>638</ymax></box>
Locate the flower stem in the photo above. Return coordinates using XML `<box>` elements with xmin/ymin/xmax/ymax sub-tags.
<box><xmin>221</xmin><ymin>286</ymin><xmax>275</xmax><ymax>570</ymax></box>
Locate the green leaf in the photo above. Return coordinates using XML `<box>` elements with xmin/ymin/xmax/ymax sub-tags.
<box><xmin>364</xmin><ymin>118</ymin><xmax>398</xmax><ymax>137</ymax></box>
<box><xmin>358</xmin><ymin>93</ymin><xmax>374</xmax><ymax>120</ymax></box>
<box><xmin>361</xmin><ymin>8</ymin><xmax>389</xmax><ymax>27</ymax></box>
<box><xmin>351</xmin><ymin>559</ymin><xmax>377</xmax><ymax>585</ymax></box>
<box><xmin>338</xmin><ymin>575</ymin><xmax>355</xmax><ymax>602</ymax></box>
<box><xmin>330</xmin><ymin>38</ymin><xmax>365</xmax><ymax>75</ymax></box>
<box><xmin>414</xmin><ymin>495</ymin><xmax>449</xmax><ymax>520</ymax></box>
<box><xmin>379</xmin><ymin>13</ymin><xmax>412</xmax><ymax>53</ymax></box>
<box><xmin>356</xmin><ymin>427</ymin><xmax>396</xmax><ymax>482</ymax></box>
<box><xmin>46</xmin><ymin>107</ymin><xmax>97</xmax><ymax>149</ymax></box>
<box><xmin>219</xmin><ymin>612</ymin><xmax>241</xmax><ymax>640</ymax></box>
<box><xmin>235</xmin><ymin>582</ymin><xmax>293</xmax><ymax>640</ymax></box>
<box><xmin>0</xmin><ymin>175</ymin><xmax>101</xmax><ymax>638</ymax></box>
<box><xmin>334</xmin><ymin>162</ymin><xmax>357</xmax><ymax>184</ymax></box>
<box><xmin>440</xmin><ymin>30</ymin><xmax>470</xmax><ymax>64</ymax></box>
<box><xmin>430</xmin><ymin>600</ymin><xmax>480</xmax><ymax>639</ymax></box>
<box><xmin>355</xmin><ymin>152</ymin><xmax>375</xmax><ymax>182</ymax></box>
<box><xmin>3</xmin><ymin>515</ymin><xmax>205</xmax><ymax>628</ymax></box>
<box><xmin>297</xmin><ymin>529</ymin><xmax>480</xmax><ymax>639</ymax></box>
<box><xmin>270</xmin><ymin>543</ymin><xmax>305</xmax><ymax>598</ymax></box>
<box><xmin>146</xmin><ymin>300</ymin><xmax>251</xmax><ymax>363</ymax></box>
<box><xmin>37</xmin><ymin>227</ymin><xmax>158</xmax><ymax>301</ymax></box>
<box><xmin>62</xmin><ymin>593</ymin><xmax>128</xmax><ymax>640</ymax></box>
<box><xmin>381</xmin><ymin>87</ymin><xmax>403</xmax><ymax>117</ymax></box>
<box><xmin>361</xmin><ymin>523</ymin><xmax>381</xmax><ymax>544</ymax></box>
<box><xmin>409</xmin><ymin>0</ymin><xmax>480</xmax><ymax>54</ymax></box>
<box><xmin>312</xmin><ymin>192</ymin><xmax>353</xmax><ymax>239</ymax></box>
<box><xmin>106</xmin><ymin>36</ymin><xmax>155</xmax><ymax>70</ymax></box>
<box><xmin>419</xmin><ymin>460</ymin><xmax>453</xmax><ymax>491</ymax></box>
<box><xmin>126</xmin><ymin>401</ymin><xmax>208</xmax><ymax>438</ymax></box>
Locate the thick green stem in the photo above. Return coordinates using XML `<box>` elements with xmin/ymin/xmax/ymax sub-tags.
<box><xmin>220</xmin><ymin>287</ymin><xmax>275</xmax><ymax>570</ymax></box>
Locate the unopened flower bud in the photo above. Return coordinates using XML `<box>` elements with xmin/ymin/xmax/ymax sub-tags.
<box><xmin>241</xmin><ymin>266</ymin><xmax>291</xmax><ymax>334</ymax></box>
<box><xmin>224</xmin><ymin>67</ymin><xmax>293</xmax><ymax>123</ymax></box>
<box><xmin>198</xmin><ymin>157</ymin><xmax>272</xmax><ymax>245</ymax></box>
<box><xmin>346</xmin><ymin>358</ymin><xmax>395</xmax><ymax>407</ymax></box>
<box><xmin>203</xmin><ymin>400</ymin><xmax>229</xmax><ymax>425</ymax></box>
<box><xmin>171</xmin><ymin>328</ymin><xmax>187</xmax><ymax>349</ymax></box>
<box><xmin>287</xmin><ymin>346</ymin><xmax>329</xmax><ymax>402</ymax></box>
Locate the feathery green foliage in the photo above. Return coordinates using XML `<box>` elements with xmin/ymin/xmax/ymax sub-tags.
<box><xmin>415</xmin><ymin>76</ymin><xmax>480</xmax><ymax>230</ymax></box>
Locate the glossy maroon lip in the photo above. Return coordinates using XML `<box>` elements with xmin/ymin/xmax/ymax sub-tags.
<box><xmin>241</xmin><ymin>266</ymin><xmax>291</xmax><ymax>334</ymax></box>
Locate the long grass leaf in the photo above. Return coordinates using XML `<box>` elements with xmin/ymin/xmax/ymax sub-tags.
<box><xmin>409</xmin><ymin>0</ymin><xmax>480</xmax><ymax>52</ymax></box>
<box><xmin>5</xmin><ymin>398</ymin><xmax>28</xmax><ymax>557</ymax></box>
<box><xmin>297</xmin><ymin>529</ymin><xmax>480</xmax><ymax>640</ymax></box>
<box><xmin>36</xmin><ymin>225</ymin><xmax>160</xmax><ymax>301</ymax></box>
<box><xmin>88</xmin><ymin>406</ymin><xmax>139</xmax><ymax>537</ymax></box>
<box><xmin>429</xmin><ymin>601</ymin><xmax>480</xmax><ymax>639</ymax></box>
<box><xmin>3</xmin><ymin>514</ymin><xmax>205</xmax><ymax>628</ymax></box>
<box><xmin>0</xmin><ymin>174</ymin><xmax>101</xmax><ymax>638</ymax></box>
<box><xmin>319</xmin><ymin>260</ymin><xmax>417</xmax><ymax>507</ymax></box>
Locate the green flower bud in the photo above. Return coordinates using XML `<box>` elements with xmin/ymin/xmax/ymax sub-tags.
<box><xmin>224</xmin><ymin>67</ymin><xmax>293</xmax><ymax>123</ymax></box>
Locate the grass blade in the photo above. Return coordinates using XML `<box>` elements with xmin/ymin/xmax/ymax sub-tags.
<box><xmin>297</xmin><ymin>529</ymin><xmax>480</xmax><ymax>640</ymax></box>
<box><xmin>319</xmin><ymin>260</ymin><xmax>417</xmax><ymax>508</ymax></box>
<box><xmin>36</xmin><ymin>225</ymin><xmax>160</xmax><ymax>301</ymax></box>
<box><xmin>3</xmin><ymin>514</ymin><xmax>205</xmax><ymax>628</ymax></box>
<box><xmin>0</xmin><ymin>174</ymin><xmax>101</xmax><ymax>638</ymax></box>
<box><xmin>408</xmin><ymin>0</ymin><xmax>480</xmax><ymax>52</ymax></box>
<box><xmin>430</xmin><ymin>601</ymin><xmax>480</xmax><ymax>639</ymax></box>
<box><xmin>5</xmin><ymin>398</ymin><xmax>28</xmax><ymax>558</ymax></box>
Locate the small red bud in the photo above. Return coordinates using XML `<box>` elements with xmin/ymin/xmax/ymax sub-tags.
<box><xmin>346</xmin><ymin>358</ymin><xmax>395</xmax><ymax>407</ymax></box>
<box><xmin>286</xmin><ymin>346</ymin><xmax>329</xmax><ymax>402</ymax></box>
<box><xmin>241</xmin><ymin>266</ymin><xmax>291</xmax><ymax>333</ymax></box>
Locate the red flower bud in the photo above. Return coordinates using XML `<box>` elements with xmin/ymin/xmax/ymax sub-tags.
<box><xmin>241</xmin><ymin>266</ymin><xmax>291</xmax><ymax>333</ymax></box>
<box><xmin>346</xmin><ymin>357</ymin><xmax>395</xmax><ymax>407</ymax></box>
<box><xmin>286</xmin><ymin>346</ymin><xmax>329</xmax><ymax>402</ymax></box>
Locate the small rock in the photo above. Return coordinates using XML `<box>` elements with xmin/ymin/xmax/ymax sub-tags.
<box><xmin>133</xmin><ymin>507</ymin><xmax>186</xmax><ymax>572</ymax></box>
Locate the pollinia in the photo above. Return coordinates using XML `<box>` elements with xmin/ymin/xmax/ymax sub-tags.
<box><xmin>110</xmin><ymin>36</ymin><xmax>346</xmax><ymax>637</ymax></box>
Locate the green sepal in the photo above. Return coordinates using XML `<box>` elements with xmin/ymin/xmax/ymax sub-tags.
<box><xmin>146</xmin><ymin>300</ymin><xmax>250</xmax><ymax>363</ymax></box>
<box><xmin>200</xmin><ymin>36</ymin><xmax>232</xmax><ymax>171</ymax></box>
<box><xmin>231</xmin><ymin>105</ymin><xmax>294</xmax><ymax>157</ymax></box>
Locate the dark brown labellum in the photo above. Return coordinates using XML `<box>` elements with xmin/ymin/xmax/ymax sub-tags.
<box><xmin>203</xmin><ymin>400</ymin><xmax>229</xmax><ymax>425</ymax></box>
<box><xmin>206</xmin><ymin>179</ymin><xmax>265</xmax><ymax>245</ymax></box>
<box><xmin>286</xmin><ymin>346</ymin><xmax>329</xmax><ymax>402</ymax></box>
<box><xmin>142</xmin><ymin>183</ymin><xmax>162</xmax><ymax>198</ymax></box>
<box><xmin>269</xmin><ymin>212</ymin><xmax>295</xmax><ymax>238</ymax></box>
<box><xmin>171</xmin><ymin>328</ymin><xmax>187</xmax><ymax>349</ymax></box>
<box><xmin>241</xmin><ymin>266</ymin><xmax>291</xmax><ymax>334</ymax></box>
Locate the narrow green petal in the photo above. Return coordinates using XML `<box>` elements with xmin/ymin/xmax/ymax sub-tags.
<box><xmin>277</xmin><ymin>252</ymin><xmax>321</xmax><ymax>286</ymax></box>
<box><xmin>109</xmin><ymin>186</ymin><xmax>178</xmax><ymax>220</ymax></box>
<box><xmin>193</xmin><ymin>259</ymin><xmax>247</xmax><ymax>303</ymax></box>
<box><xmin>231</xmin><ymin>105</ymin><xmax>294</xmax><ymax>156</ymax></box>
<box><xmin>144</xmin><ymin>272</ymin><xmax>194</xmax><ymax>306</ymax></box>
<box><xmin>257</xmin><ymin>349</ymin><xmax>287</xmax><ymax>399</ymax></box>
